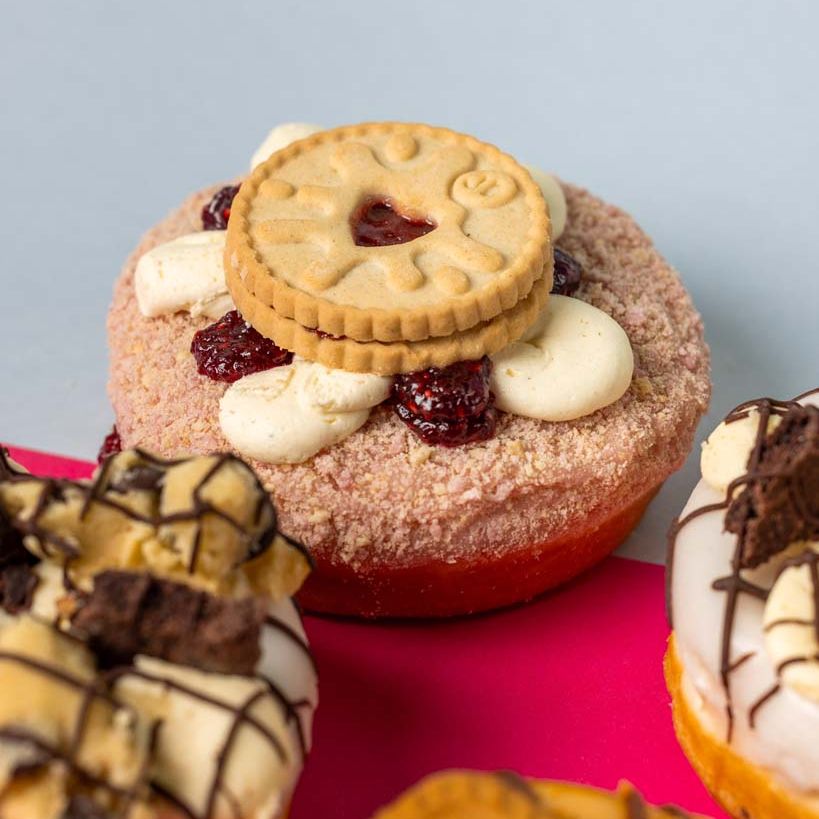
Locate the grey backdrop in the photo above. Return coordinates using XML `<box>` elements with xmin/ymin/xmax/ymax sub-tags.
<box><xmin>1</xmin><ymin>1</ymin><xmax>817</xmax><ymax>563</ymax></box>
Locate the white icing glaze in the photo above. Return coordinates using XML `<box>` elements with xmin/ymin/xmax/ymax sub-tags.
<box><xmin>671</xmin><ymin>390</ymin><xmax>819</xmax><ymax>795</ymax></box>
<box><xmin>250</xmin><ymin>123</ymin><xmax>323</xmax><ymax>170</ymax></box>
<box><xmin>219</xmin><ymin>359</ymin><xmax>391</xmax><ymax>465</ymax></box>
<box><xmin>114</xmin><ymin>597</ymin><xmax>315</xmax><ymax>819</ymax></box>
<box><xmin>489</xmin><ymin>295</ymin><xmax>633</xmax><ymax>421</ymax></box>
<box><xmin>525</xmin><ymin>166</ymin><xmax>567</xmax><ymax>240</ymax></box>
<box><xmin>134</xmin><ymin>232</ymin><xmax>234</xmax><ymax>319</ymax></box>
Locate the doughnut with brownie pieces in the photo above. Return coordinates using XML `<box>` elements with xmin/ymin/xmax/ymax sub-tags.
<box><xmin>0</xmin><ymin>445</ymin><xmax>317</xmax><ymax>819</ymax></box>
<box><xmin>666</xmin><ymin>387</ymin><xmax>819</xmax><ymax>819</ymax></box>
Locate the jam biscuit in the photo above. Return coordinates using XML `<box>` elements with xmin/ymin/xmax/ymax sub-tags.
<box><xmin>228</xmin><ymin>260</ymin><xmax>551</xmax><ymax>374</ymax></box>
<box><xmin>666</xmin><ymin>388</ymin><xmax>819</xmax><ymax>819</ymax></box>
<box><xmin>372</xmin><ymin>770</ymin><xmax>707</xmax><ymax>818</ymax></box>
<box><xmin>225</xmin><ymin>122</ymin><xmax>551</xmax><ymax>344</ymax></box>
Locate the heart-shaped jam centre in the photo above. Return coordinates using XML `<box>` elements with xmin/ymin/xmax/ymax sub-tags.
<box><xmin>351</xmin><ymin>197</ymin><xmax>436</xmax><ymax>247</ymax></box>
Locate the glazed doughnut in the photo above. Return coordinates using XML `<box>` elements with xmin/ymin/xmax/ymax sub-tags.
<box><xmin>0</xmin><ymin>446</ymin><xmax>317</xmax><ymax>819</ymax></box>
<box><xmin>107</xmin><ymin>121</ymin><xmax>710</xmax><ymax>618</ymax></box>
<box><xmin>666</xmin><ymin>388</ymin><xmax>819</xmax><ymax>818</ymax></box>
<box><xmin>372</xmin><ymin>769</ymin><xmax>709</xmax><ymax>818</ymax></box>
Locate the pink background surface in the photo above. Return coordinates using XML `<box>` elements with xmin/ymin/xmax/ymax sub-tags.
<box><xmin>7</xmin><ymin>445</ymin><xmax>727</xmax><ymax>818</ymax></box>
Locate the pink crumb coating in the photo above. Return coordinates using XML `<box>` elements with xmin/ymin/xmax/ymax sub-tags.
<box><xmin>107</xmin><ymin>183</ymin><xmax>711</xmax><ymax>572</ymax></box>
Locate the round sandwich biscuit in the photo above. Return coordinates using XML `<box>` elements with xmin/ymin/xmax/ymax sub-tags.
<box><xmin>225</xmin><ymin>122</ymin><xmax>551</xmax><ymax>345</ymax></box>
<box><xmin>227</xmin><ymin>259</ymin><xmax>552</xmax><ymax>375</ymax></box>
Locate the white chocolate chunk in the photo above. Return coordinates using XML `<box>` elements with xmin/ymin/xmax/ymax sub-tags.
<box><xmin>490</xmin><ymin>295</ymin><xmax>633</xmax><ymax>421</ymax></box>
<box><xmin>764</xmin><ymin>545</ymin><xmax>819</xmax><ymax>704</ymax></box>
<box><xmin>700</xmin><ymin>411</ymin><xmax>782</xmax><ymax>495</ymax></box>
<box><xmin>525</xmin><ymin>166</ymin><xmax>567</xmax><ymax>240</ymax></box>
<box><xmin>219</xmin><ymin>360</ymin><xmax>390</xmax><ymax>464</ymax></box>
<box><xmin>28</xmin><ymin>562</ymin><xmax>69</xmax><ymax>624</ymax></box>
<box><xmin>250</xmin><ymin>123</ymin><xmax>324</xmax><ymax>170</ymax></box>
<box><xmin>134</xmin><ymin>232</ymin><xmax>233</xmax><ymax>318</ymax></box>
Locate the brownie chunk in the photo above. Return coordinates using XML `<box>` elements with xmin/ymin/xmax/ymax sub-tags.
<box><xmin>72</xmin><ymin>571</ymin><xmax>267</xmax><ymax>675</ymax></box>
<box><xmin>0</xmin><ymin>498</ymin><xmax>38</xmax><ymax>614</ymax></box>
<box><xmin>61</xmin><ymin>796</ymin><xmax>113</xmax><ymax>819</ymax></box>
<box><xmin>726</xmin><ymin>405</ymin><xmax>819</xmax><ymax>568</ymax></box>
<box><xmin>0</xmin><ymin>563</ymin><xmax>38</xmax><ymax>614</ymax></box>
<box><xmin>0</xmin><ymin>495</ymin><xmax>30</xmax><ymax>569</ymax></box>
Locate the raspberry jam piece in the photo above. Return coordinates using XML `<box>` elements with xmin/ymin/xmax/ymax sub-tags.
<box><xmin>392</xmin><ymin>358</ymin><xmax>492</xmax><ymax>421</ymax></box>
<box><xmin>392</xmin><ymin>357</ymin><xmax>497</xmax><ymax>446</ymax></box>
<box><xmin>202</xmin><ymin>185</ymin><xmax>240</xmax><ymax>231</ymax></box>
<box><xmin>351</xmin><ymin>198</ymin><xmax>436</xmax><ymax>247</ymax></box>
<box><xmin>191</xmin><ymin>310</ymin><xmax>293</xmax><ymax>383</ymax></box>
<box><xmin>98</xmin><ymin>426</ymin><xmax>122</xmax><ymax>463</ymax></box>
<box><xmin>314</xmin><ymin>328</ymin><xmax>347</xmax><ymax>341</ymax></box>
<box><xmin>394</xmin><ymin>401</ymin><xmax>498</xmax><ymax>447</ymax></box>
<box><xmin>551</xmin><ymin>248</ymin><xmax>583</xmax><ymax>296</ymax></box>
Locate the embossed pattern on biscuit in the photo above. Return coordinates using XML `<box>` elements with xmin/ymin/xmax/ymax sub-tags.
<box><xmin>227</xmin><ymin>122</ymin><xmax>551</xmax><ymax>343</ymax></box>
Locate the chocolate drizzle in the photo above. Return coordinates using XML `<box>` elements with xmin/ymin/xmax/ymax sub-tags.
<box><xmin>0</xmin><ymin>448</ymin><xmax>310</xmax><ymax>574</ymax></box>
<box><xmin>622</xmin><ymin>785</ymin><xmax>649</xmax><ymax>819</ymax></box>
<box><xmin>667</xmin><ymin>389</ymin><xmax>819</xmax><ymax>742</ymax></box>
<box><xmin>0</xmin><ymin>643</ymin><xmax>146</xmax><ymax>818</ymax></box>
<box><xmin>82</xmin><ymin>449</ymin><xmax>312</xmax><ymax>573</ymax></box>
<box><xmin>659</xmin><ymin>806</ymin><xmax>693</xmax><ymax>818</ymax></box>
<box><xmin>0</xmin><ymin>631</ymin><xmax>310</xmax><ymax>819</ymax></box>
<box><xmin>103</xmin><ymin>661</ymin><xmax>306</xmax><ymax>819</ymax></box>
<box><xmin>202</xmin><ymin>689</ymin><xmax>267</xmax><ymax>818</ymax></box>
<box><xmin>621</xmin><ymin>784</ymin><xmax>693</xmax><ymax>818</ymax></box>
<box><xmin>753</xmin><ymin>548</ymin><xmax>819</xmax><ymax>725</ymax></box>
<box><xmin>0</xmin><ymin>446</ymin><xmax>26</xmax><ymax>480</ymax></box>
<box><xmin>0</xmin><ymin>448</ymin><xmax>317</xmax><ymax>819</ymax></box>
<box><xmin>265</xmin><ymin>613</ymin><xmax>319</xmax><ymax>676</ymax></box>
<box><xmin>492</xmin><ymin>770</ymin><xmax>543</xmax><ymax>805</ymax></box>
<box><xmin>488</xmin><ymin>773</ymin><xmax>694</xmax><ymax>818</ymax></box>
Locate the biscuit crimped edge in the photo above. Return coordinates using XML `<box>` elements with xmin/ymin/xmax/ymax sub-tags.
<box><xmin>665</xmin><ymin>635</ymin><xmax>819</xmax><ymax>819</ymax></box>
<box><xmin>227</xmin><ymin>262</ymin><xmax>551</xmax><ymax>375</ymax></box>
<box><xmin>225</xmin><ymin>122</ymin><xmax>552</xmax><ymax>343</ymax></box>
